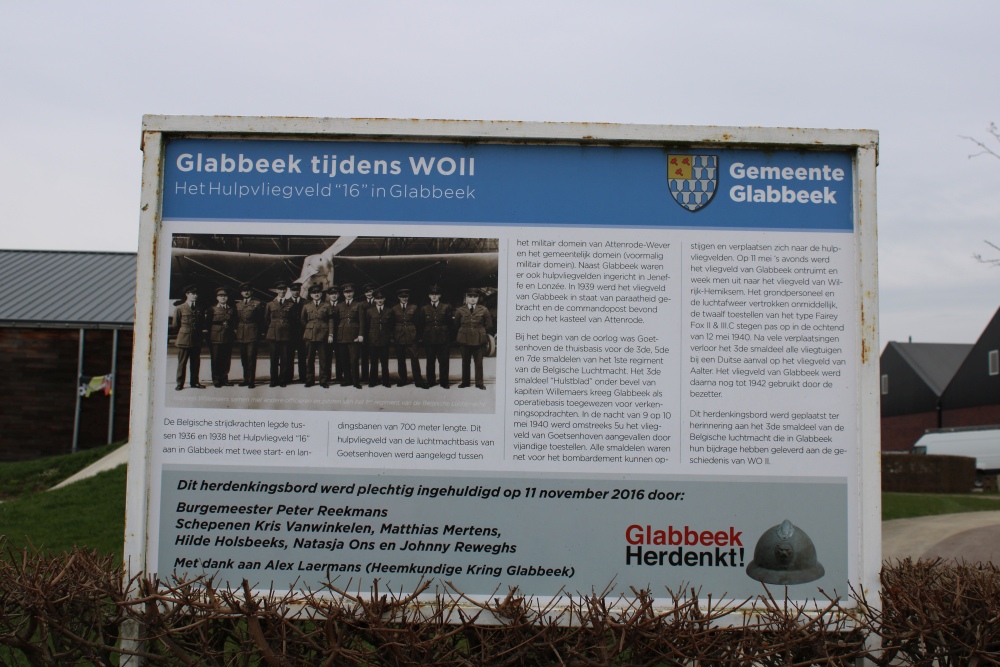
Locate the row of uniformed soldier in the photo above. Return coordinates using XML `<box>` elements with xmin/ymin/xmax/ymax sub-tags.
<box><xmin>170</xmin><ymin>284</ymin><xmax>252</xmax><ymax>389</ymax></box>
<box><xmin>172</xmin><ymin>281</ymin><xmax>494</xmax><ymax>391</ymax></box>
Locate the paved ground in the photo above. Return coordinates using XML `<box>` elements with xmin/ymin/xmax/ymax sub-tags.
<box><xmin>51</xmin><ymin>442</ymin><xmax>130</xmax><ymax>490</ymax></box>
<box><xmin>883</xmin><ymin>510</ymin><xmax>1000</xmax><ymax>564</ymax></box>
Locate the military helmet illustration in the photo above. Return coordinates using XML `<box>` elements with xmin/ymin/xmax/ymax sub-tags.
<box><xmin>746</xmin><ymin>519</ymin><xmax>825</xmax><ymax>585</ymax></box>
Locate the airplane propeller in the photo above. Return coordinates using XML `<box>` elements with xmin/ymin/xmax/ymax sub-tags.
<box><xmin>294</xmin><ymin>236</ymin><xmax>357</xmax><ymax>294</ymax></box>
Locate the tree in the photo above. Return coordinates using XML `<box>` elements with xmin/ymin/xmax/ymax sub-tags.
<box><xmin>961</xmin><ymin>124</ymin><xmax>1000</xmax><ymax>267</ymax></box>
<box><xmin>974</xmin><ymin>241</ymin><xmax>1000</xmax><ymax>268</ymax></box>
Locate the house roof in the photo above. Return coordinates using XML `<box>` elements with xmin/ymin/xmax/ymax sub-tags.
<box><xmin>937</xmin><ymin>305</ymin><xmax>1000</xmax><ymax>410</ymax></box>
<box><xmin>885</xmin><ymin>341</ymin><xmax>973</xmax><ymax>395</ymax></box>
<box><xmin>0</xmin><ymin>249</ymin><xmax>136</xmax><ymax>329</ymax></box>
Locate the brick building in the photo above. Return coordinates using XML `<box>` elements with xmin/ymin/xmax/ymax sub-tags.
<box><xmin>0</xmin><ymin>249</ymin><xmax>135</xmax><ymax>461</ymax></box>
<box><xmin>940</xmin><ymin>307</ymin><xmax>1000</xmax><ymax>428</ymax></box>
<box><xmin>879</xmin><ymin>342</ymin><xmax>971</xmax><ymax>451</ymax></box>
<box><xmin>880</xmin><ymin>306</ymin><xmax>1000</xmax><ymax>452</ymax></box>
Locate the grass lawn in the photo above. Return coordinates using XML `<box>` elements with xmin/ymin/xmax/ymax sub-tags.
<box><xmin>0</xmin><ymin>443</ymin><xmax>128</xmax><ymax>560</ymax></box>
<box><xmin>882</xmin><ymin>491</ymin><xmax>1000</xmax><ymax>521</ymax></box>
<box><xmin>0</xmin><ymin>441</ymin><xmax>123</xmax><ymax>500</ymax></box>
<box><xmin>0</xmin><ymin>464</ymin><xmax>127</xmax><ymax>559</ymax></box>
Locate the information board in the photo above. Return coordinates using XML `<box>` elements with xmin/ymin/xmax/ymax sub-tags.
<box><xmin>127</xmin><ymin>118</ymin><xmax>880</xmax><ymax>605</ymax></box>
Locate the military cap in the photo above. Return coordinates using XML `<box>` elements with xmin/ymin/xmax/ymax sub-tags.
<box><xmin>183</xmin><ymin>284</ymin><xmax>199</xmax><ymax>294</ymax></box>
<box><xmin>363</xmin><ymin>283</ymin><xmax>376</xmax><ymax>292</ymax></box>
<box><xmin>341</xmin><ymin>282</ymin><xmax>356</xmax><ymax>291</ymax></box>
<box><xmin>238</xmin><ymin>283</ymin><xmax>252</xmax><ymax>292</ymax></box>
<box><xmin>290</xmin><ymin>281</ymin><xmax>302</xmax><ymax>289</ymax></box>
<box><xmin>326</xmin><ymin>284</ymin><xmax>340</xmax><ymax>294</ymax></box>
<box><xmin>215</xmin><ymin>286</ymin><xmax>229</xmax><ymax>296</ymax></box>
<box><xmin>427</xmin><ymin>283</ymin><xmax>442</xmax><ymax>294</ymax></box>
<box><xmin>373</xmin><ymin>289</ymin><xmax>385</xmax><ymax>299</ymax></box>
<box><xmin>272</xmin><ymin>280</ymin><xmax>288</xmax><ymax>292</ymax></box>
<box><xmin>465</xmin><ymin>288</ymin><xmax>481</xmax><ymax>298</ymax></box>
<box><xmin>308</xmin><ymin>283</ymin><xmax>324</xmax><ymax>294</ymax></box>
<box><xmin>396</xmin><ymin>288</ymin><xmax>411</xmax><ymax>298</ymax></box>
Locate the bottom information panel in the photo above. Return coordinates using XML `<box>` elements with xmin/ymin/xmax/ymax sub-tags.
<box><xmin>159</xmin><ymin>467</ymin><xmax>848</xmax><ymax>600</ymax></box>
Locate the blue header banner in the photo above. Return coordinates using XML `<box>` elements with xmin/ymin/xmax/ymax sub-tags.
<box><xmin>162</xmin><ymin>138</ymin><xmax>854</xmax><ymax>231</ymax></box>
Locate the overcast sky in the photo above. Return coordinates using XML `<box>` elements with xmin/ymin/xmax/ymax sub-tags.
<box><xmin>3</xmin><ymin>1</ymin><xmax>999</xmax><ymax>347</ymax></box>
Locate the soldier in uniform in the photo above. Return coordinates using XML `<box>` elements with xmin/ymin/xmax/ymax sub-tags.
<box><xmin>334</xmin><ymin>282</ymin><xmax>365</xmax><ymax>388</ymax></box>
<box><xmin>172</xmin><ymin>285</ymin><xmax>205</xmax><ymax>390</ymax></box>
<box><xmin>235</xmin><ymin>283</ymin><xmax>263</xmax><ymax>388</ymax></box>
<box><xmin>360</xmin><ymin>283</ymin><xmax>376</xmax><ymax>383</ymax></box>
<box><xmin>418</xmin><ymin>284</ymin><xmax>452</xmax><ymax>388</ymax></box>
<box><xmin>300</xmin><ymin>284</ymin><xmax>334</xmax><ymax>387</ymax></box>
<box><xmin>365</xmin><ymin>289</ymin><xmax>394</xmax><ymax>387</ymax></box>
<box><xmin>288</xmin><ymin>282</ymin><xmax>308</xmax><ymax>383</ymax></box>
<box><xmin>392</xmin><ymin>288</ymin><xmax>425</xmax><ymax>387</ymax></box>
<box><xmin>206</xmin><ymin>287</ymin><xmax>237</xmax><ymax>387</ymax></box>
<box><xmin>325</xmin><ymin>285</ymin><xmax>341</xmax><ymax>385</ymax></box>
<box><xmin>455</xmin><ymin>288</ymin><xmax>493</xmax><ymax>390</ymax></box>
<box><xmin>264</xmin><ymin>280</ymin><xmax>294</xmax><ymax>387</ymax></box>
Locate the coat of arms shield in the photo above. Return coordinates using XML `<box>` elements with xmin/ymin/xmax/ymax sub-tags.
<box><xmin>667</xmin><ymin>155</ymin><xmax>718</xmax><ymax>212</ymax></box>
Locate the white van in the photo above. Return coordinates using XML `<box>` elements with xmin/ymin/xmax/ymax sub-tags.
<box><xmin>913</xmin><ymin>426</ymin><xmax>1000</xmax><ymax>485</ymax></box>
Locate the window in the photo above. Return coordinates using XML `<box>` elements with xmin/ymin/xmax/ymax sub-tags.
<box><xmin>881</xmin><ymin>374</ymin><xmax>889</xmax><ymax>395</ymax></box>
<box><xmin>990</xmin><ymin>350</ymin><xmax>999</xmax><ymax>376</ymax></box>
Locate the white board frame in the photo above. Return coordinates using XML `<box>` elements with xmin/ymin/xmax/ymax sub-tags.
<box><xmin>126</xmin><ymin>116</ymin><xmax>880</xmax><ymax>616</ymax></box>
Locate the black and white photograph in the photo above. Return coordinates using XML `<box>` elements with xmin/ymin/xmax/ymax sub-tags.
<box><xmin>165</xmin><ymin>234</ymin><xmax>499</xmax><ymax>413</ymax></box>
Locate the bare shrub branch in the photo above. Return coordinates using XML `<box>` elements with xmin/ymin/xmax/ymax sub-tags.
<box><xmin>961</xmin><ymin>122</ymin><xmax>1000</xmax><ymax>162</ymax></box>
<box><xmin>3</xmin><ymin>539</ymin><xmax>1000</xmax><ymax>665</ymax></box>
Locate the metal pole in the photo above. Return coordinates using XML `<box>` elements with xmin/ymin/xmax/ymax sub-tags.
<box><xmin>72</xmin><ymin>328</ymin><xmax>85</xmax><ymax>454</ymax></box>
<box><xmin>108</xmin><ymin>328</ymin><xmax>119</xmax><ymax>444</ymax></box>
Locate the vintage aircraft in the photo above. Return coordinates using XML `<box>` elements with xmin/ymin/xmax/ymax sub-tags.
<box><xmin>168</xmin><ymin>235</ymin><xmax>500</xmax><ymax>352</ymax></box>
<box><xmin>170</xmin><ymin>236</ymin><xmax>497</xmax><ymax>299</ymax></box>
